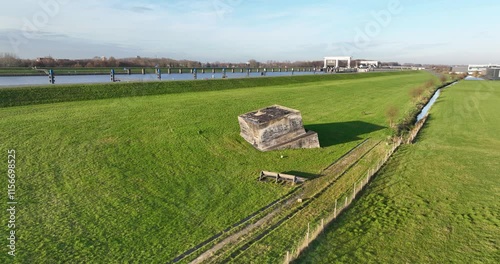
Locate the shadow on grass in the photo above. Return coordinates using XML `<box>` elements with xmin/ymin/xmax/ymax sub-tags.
<box><xmin>282</xmin><ymin>171</ymin><xmax>320</xmax><ymax>180</ymax></box>
<box><xmin>306</xmin><ymin>121</ymin><xmax>386</xmax><ymax>147</ymax></box>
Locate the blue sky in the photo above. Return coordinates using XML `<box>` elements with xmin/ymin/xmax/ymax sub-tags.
<box><xmin>0</xmin><ymin>0</ymin><xmax>499</xmax><ymax>64</ymax></box>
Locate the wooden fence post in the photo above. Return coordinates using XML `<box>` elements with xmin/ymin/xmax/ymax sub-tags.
<box><xmin>307</xmin><ymin>223</ymin><xmax>310</xmax><ymax>243</ymax></box>
<box><xmin>334</xmin><ymin>199</ymin><xmax>337</xmax><ymax>218</ymax></box>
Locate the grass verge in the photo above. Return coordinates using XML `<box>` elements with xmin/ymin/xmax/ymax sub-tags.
<box><xmin>0</xmin><ymin>71</ymin><xmax>411</xmax><ymax>107</ymax></box>
<box><xmin>0</xmin><ymin>71</ymin><xmax>437</xmax><ymax>263</ymax></box>
<box><xmin>295</xmin><ymin>80</ymin><xmax>500</xmax><ymax>263</ymax></box>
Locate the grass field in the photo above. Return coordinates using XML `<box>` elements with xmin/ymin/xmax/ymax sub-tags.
<box><xmin>0</xmin><ymin>71</ymin><xmax>436</xmax><ymax>263</ymax></box>
<box><xmin>0</xmin><ymin>71</ymin><xmax>410</xmax><ymax>107</ymax></box>
<box><xmin>295</xmin><ymin>80</ymin><xmax>500</xmax><ymax>263</ymax></box>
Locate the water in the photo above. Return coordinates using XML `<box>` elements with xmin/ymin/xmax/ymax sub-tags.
<box><xmin>464</xmin><ymin>76</ymin><xmax>484</xmax><ymax>81</ymax></box>
<box><xmin>416</xmin><ymin>82</ymin><xmax>456</xmax><ymax>122</ymax></box>
<box><xmin>0</xmin><ymin>71</ymin><xmax>318</xmax><ymax>88</ymax></box>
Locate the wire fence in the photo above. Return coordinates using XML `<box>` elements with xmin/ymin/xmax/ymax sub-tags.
<box><xmin>283</xmin><ymin>113</ymin><xmax>430</xmax><ymax>263</ymax></box>
<box><xmin>407</xmin><ymin>114</ymin><xmax>429</xmax><ymax>144</ymax></box>
<box><xmin>283</xmin><ymin>137</ymin><xmax>402</xmax><ymax>263</ymax></box>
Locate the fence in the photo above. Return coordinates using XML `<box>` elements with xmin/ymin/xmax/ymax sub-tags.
<box><xmin>283</xmin><ymin>137</ymin><xmax>402</xmax><ymax>263</ymax></box>
<box><xmin>406</xmin><ymin>113</ymin><xmax>429</xmax><ymax>144</ymax></box>
<box><xmin>283</xmin><ymin>113</ymin><xmax>430</xmax><ymax>263</ymax></box>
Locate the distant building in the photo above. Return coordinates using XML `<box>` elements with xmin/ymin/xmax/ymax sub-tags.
<box><xmin>324</xmin><ymin>56</ymin><xmax>352</xmax><ymax>69</ymax></box>
<box><xmin>358</xmin><ymin>60</ymin><xmax>380</xmax><ymax>68</ymax></box>
<box><xmin>451</xmin><ymin>66</ymin><xmax>468</xmax><ymax>74</ymax></box>
<box><xmin>36</xmin><ymin>57</ymin><xmax>55</xmax><ymax>63</ymax></box>
<box><xmin>468</xmin><ymin>64</ymin><xmax>500</xmax><ymax>75</ymax></box>
<box><xmin>485</xmin><ymin>68</ymin><xmax>500</xmax><ymax>80</ymax></box>
<box><xmin>35</xmin><ymin>57</ymin><xmax>56</xmax><ymax>66</ymax></box>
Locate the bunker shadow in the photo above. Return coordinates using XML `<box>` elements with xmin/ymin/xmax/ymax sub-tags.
<box><xmin>305</xmin><ymin>121</ymin><xmax>385</xmax><ymax>147</ymax></box>
<box><xmin>282</xmin><ymin>171</ymin><xmax>319</xmax><ymax>179</ymax></box>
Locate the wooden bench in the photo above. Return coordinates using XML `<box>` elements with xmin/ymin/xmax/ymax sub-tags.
<box><xmin>259</xmin><ymin>171</ymin><xmax>307</xmax><ymax>184</ymax></box>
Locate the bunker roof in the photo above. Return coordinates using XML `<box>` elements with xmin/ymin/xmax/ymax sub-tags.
<box><xmin>239</xmin><ymin>105</ymin><xmax>298</xmax><ymax>124</ymax></box>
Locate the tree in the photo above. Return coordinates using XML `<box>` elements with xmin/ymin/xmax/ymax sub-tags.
<box><xmin>439</xmin><ymin>75</ymin><xmax>447</xmax><ymax>83</ymax></box>
<box><xmin>409</xmin><ymin>86</ymin><xmax>425</xmax><ymax>102</ymax></box>
<box><xmin>247</xmin><ymin>59</ymin><xmax>259</xmax><ymax>68</ymax></box>
<box><xmin>424</xmin><ymin>79</ymin><xmax>436</xmax><ymax>88</ymax></box>
<box><xmin>0</xmin><ymin>53</ymin><xmax>22</xmax><ymax>67</ymax></box>
<box><xmin>386</xmin><ymin>106</ymin><xmax>399</xmax><ymax>129</ymax></box>
<box><xmin>108</xmin><ymin>56</ymin><xmax>119</xmax><ymax>67</ymax></box>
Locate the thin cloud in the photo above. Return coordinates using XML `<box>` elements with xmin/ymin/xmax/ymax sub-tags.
<box><xmin>0</xmin><ymin>1</ymin><xmax>499</xmax><ymax>64</ymax></box>
<box><xmin>130</xmin><ymin>6</ymin><xmax>154</xmax><ymax>13</ymax></box>
<box><xmin>403</xmin><ymin>42</ymin><xmax>450</xmax><ymax>50</ymax></box>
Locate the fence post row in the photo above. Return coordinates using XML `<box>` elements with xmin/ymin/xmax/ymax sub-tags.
<box><xmin>284</xmin><ymin>138</ymin><xmax>416</xmax><ymax>262</ymax></box>
<box><xmin>334</xmin><ymin>199</ymin><xmax>337</xmax><ymax>217</ymax></box>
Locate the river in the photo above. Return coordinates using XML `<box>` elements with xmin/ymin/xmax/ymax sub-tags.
<box><xmin>0</xmin><ymin>71</ymin><xmax>318</xmax><ymax>88</ymax></box>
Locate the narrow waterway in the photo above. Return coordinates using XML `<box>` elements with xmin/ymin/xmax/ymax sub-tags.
<box><xmin>416</xmin><ymin>82</ymin><xmax>457</xmax><ymax>123</ymax></box>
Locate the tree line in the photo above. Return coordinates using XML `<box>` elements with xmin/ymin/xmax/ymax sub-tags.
<box><xmin>0</xmin><ymin>53</ymin><xmax>326</xmax><ymax>69</ymax></box>
<box><xmin>3</xmin><ymin>53</ymin><xmax>447</xmax><ymax>70</ymax></box>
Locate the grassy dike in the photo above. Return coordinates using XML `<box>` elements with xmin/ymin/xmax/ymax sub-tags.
<box><xmin>0</xmin><ymin>71</ymin><xmax>408</xmax><ymax>107</ymax></box>
<box><xmin>0</xmin><ymin>71</ymin><xmax>436</xmax><ymax>263</ymax></box>
<box><xmin>295</xmin><ymin>80</ymin><xmax>500</xmax><ymax>263</ymax></box>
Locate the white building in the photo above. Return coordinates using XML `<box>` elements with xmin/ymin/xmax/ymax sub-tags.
<box><xmin>468</xmin><ymin>64</ymin><xmax>500</xmax><ymax>74</ymax></box>
<box><xmin>324</xmin><ymin>56</ymin><xmax>352</xmax><ymax>69</ymax></box>
<box><xmin>358</xmin><ymin>60</ymin><xmax>380</xmax><ymax>68</ymax></box>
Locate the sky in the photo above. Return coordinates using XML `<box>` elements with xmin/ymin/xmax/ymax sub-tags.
<box><xmin>0</xmin><ymin>0</ymin><xmax>499</xmax><ymax>65</ymax></box>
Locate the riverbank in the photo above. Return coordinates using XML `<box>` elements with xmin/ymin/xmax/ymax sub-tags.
<box><xmin>0</xmin><ymin>71</ymin><xmax>411</xmax><ymax>107</ymax></box>
<box><xmin>0</xmin><ymin>71</ymin><xmax>434</xmax><ymax>263</ymax></box>
<box><xmin>295</xmin><ymin>80</ymin><xmax>500</xmax><ymax>263</ymax></box>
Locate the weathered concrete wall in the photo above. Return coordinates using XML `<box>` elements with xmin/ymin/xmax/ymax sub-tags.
<box><xmin>238</xmin><ymin>105</ymin><xmax>320</xmax><ymax>151</ymax></box>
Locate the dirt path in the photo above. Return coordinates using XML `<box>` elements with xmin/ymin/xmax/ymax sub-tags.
<box><xmin>187</xmin><ymin>139</ymin><xmax>377</xmax><ymax>263</ymax></box>
<box><xmin>190</xmin><ymin>197</ymin><xmax>297</xmax><ymax>264</ymax></box>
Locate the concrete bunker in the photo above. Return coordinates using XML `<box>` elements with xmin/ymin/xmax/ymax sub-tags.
<box><xmin>238</xmin><ymin>105</ymin><xmax>320</xmax><ymax>151</ymax></box>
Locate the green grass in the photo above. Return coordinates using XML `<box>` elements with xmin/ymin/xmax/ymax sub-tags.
<box><xmin>0</xmin><ymin>68</ymin><xmax>42</xmax><ymax>75</ymax></box>
<box><xmin>295</xmin><ymin>80</ymin><xmax>500</xmax><ymax>263</ymax></box>
<box><xmin>228</xmin><ymin>139</ymin><xmax>390</xmax><ymax>264</ymax></box>
<box><xmin>0</xmin><ymin>71</ymin><xmax>435</xmax><ymax>263</ymax></box>
<box><xmin>0</xmin><ymin>71</ymin><xmax>411</xmax><ymax>107</ymax></box>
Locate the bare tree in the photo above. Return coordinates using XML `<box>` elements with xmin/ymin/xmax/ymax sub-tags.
<box><xmin>0</xmin><ymin>53</ymin><xmax>22</xmax><ymax>67</ymax></box>
<box><xmin>247</xmin><ymin>59</ymin><xmax>259</xmax><ymax>68</ymax></box>
<box><xmin>424</xmin><ymin>79</ymin><xmax>436</xmax><ymax>88</ymax></box>
<box><xmin>409</xmin><ymin>86</ymin><xmax>425</xmax><ymax>102</ymax></box>
<box><xmin>386</xmin><ymin>105</ymin><xmax>399</xmax><ymax>129</ymax></box>
<box><xmin>439</xmin><ymin>75</ymin><xmax>447</xmax><ymax>83</ymax></box>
